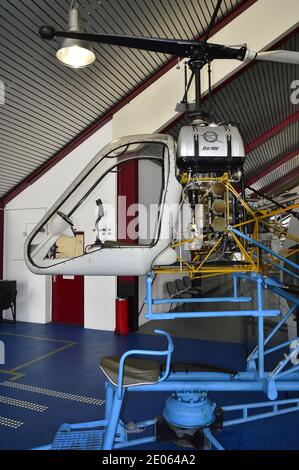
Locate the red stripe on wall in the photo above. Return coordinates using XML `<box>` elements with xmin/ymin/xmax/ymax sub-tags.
<box><xmin>0</xmin><ymin>206</ymin><xmax>3</xmax><ymax>279</ymax></box>
<box><xmin>117</xmin><ymin>159</ymin><xmax>139</xmax><ymax>330</ymax></box>
<box><xmin>117</xmin><ymin>158</ymin><xmax>139</xmax><ymax>284</ymax></box>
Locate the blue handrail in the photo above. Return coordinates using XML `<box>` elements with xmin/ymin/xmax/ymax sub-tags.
<box><xmin>117</xmin><ymin>329</ymin><xmax>174</xmax><ymax>398</ymax></box>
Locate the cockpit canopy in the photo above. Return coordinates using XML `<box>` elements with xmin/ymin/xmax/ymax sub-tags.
<box><xmin>24</xmin><ymin>134</ymin><xmax>181</xmax><ymax>276</ymax></box>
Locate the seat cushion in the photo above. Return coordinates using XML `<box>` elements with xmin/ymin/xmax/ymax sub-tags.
<box><xmin>100</xmin><ymin>356</ymin><xmax>160</xmax><ymax>387</ymax></box>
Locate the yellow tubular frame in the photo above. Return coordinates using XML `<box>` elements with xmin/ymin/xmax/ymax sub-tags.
<box><xmin>154</xmin><ymin>174</ymin><xmax>299</xmax><ymax>279</ymax></box>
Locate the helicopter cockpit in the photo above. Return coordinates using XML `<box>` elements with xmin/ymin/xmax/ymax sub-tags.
<box><xmin>25</xmin><ymin>134</ymin><xmax>182</xmax><ymax>276</ymax></box>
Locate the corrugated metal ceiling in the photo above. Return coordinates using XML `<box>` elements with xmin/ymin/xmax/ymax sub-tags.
<box><xmin>0</xmin><ymin>0</ymin><xmax>243</xmax><ymax>199</ymax></box>
<box><xmin>253</xmin><ymin>154</ymin><xmax>299</xmax><ymax>192</ymax></box>
<box><xmin>245</xmin><ymin>119</ymin><xmax>299</xmax><ymax>182</ymax></box>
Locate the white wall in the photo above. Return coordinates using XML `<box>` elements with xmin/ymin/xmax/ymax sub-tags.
<box><xmin>4</xmin><ymin>121</ymin><xmax>116</xmax><ymax>330</ymax></box>
<box><xmin>3</xmin><ymin>207</ymin><xmax>51</xmax><ymax>323</ymax></box>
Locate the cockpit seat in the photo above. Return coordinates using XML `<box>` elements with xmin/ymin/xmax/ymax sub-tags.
<box><xmin>100</xmin><ymin>356</ymin><xmax>160</xmax><ymax>387</ymax></box>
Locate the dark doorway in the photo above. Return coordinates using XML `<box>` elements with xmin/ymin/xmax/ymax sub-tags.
<box><xmin>52</xmin><ymin>275</ymin><xmax>84</xmax><ymax>325</ymax></box>
<box><xmin>52</xmin><ymin>232</ymin><xmax>84</xmax><ymax>325</ymax></box>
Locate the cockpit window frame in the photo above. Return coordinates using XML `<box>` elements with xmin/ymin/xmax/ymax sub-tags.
<box><xmin>26</xmin><ymin>140</ymin><xmax>171</xmax><ymax>269</ymax></box>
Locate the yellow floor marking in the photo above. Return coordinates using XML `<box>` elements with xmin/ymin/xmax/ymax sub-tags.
<box><xmin>0</xmin><ymin>331</ymin><xmax>75</xmax><ymax>343</ymax></box>
<box><xmin>0</xmin><ymin>369</ymin><xmax>23</xmax><ymax>380</ymax></box>
<box><xmin>0</xmin><ymin>331</ymin><xmax>77</xmax><ymax>380</ymax></box>
<box><xmin>13</xmin><ymin>342</ymin><xmax>75</xmax><ymax>371</ymax></box>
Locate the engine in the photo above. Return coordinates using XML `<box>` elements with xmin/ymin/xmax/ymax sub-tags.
<box><xmin>177</xmin><ymin>120</ymin><xmax>245</xmax><ymax>174</ymax></box>
<box><xmin>177</xmin><ymin>121</ymin><xmax>246</xmax><ymax>265</ymax></box>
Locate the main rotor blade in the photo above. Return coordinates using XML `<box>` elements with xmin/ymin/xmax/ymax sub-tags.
<box><xmin>39</xmin><ymin>26</ymin><xmax>200</xmax><ymax>57</ymax></box>
<box><xmin>39</xmin><ymin>25</ymin><xmax>247</xmax><ymax>61</ymax></box>
<box><xmin>252</xmin><ymin>50</ymin><xmax>299</xmax><ymax>65</ymax></box>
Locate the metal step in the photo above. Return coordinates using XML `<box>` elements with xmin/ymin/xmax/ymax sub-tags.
<box><xmin>51</xmin><ymin>424</ymin><xmax>104</xmax><ymax>450</ymax></box>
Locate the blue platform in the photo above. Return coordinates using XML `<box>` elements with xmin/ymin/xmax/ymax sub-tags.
<box><xmin>0</xmin><ymin>321</ymin><xmax>298</xmax><ymax>450</ymax></box>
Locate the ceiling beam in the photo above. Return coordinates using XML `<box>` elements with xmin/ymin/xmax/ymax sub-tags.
<box><xmin>245</xmin><ymin>148</ymin><xmax>299</xmax><ymax>187</ymax></box>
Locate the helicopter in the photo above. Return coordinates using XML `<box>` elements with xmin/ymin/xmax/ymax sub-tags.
<box><xmin>21</xmin><ymin>1</ymin><xmax>299</xmax><ymax>452</ymax></box>
<box><xmin>24</xmin><ymin>0</ymin><xmax>299</xmax><ymax>279</ymax></box>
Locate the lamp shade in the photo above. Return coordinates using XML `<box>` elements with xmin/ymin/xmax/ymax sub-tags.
<box><xmin>56</xmin><ymin>4</ymin><xmax>96</xmax><ymax>68</ymax></box>
<box><xmin>56</xmin><ymin>38</ymin><xmax>96</xmax><ymax>68</ymax></box>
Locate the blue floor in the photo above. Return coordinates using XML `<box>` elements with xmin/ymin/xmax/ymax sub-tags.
<box><xmin>0</xmin><ymin>321</ymin><xmax>298</xmax><ymax>450</ymax></box>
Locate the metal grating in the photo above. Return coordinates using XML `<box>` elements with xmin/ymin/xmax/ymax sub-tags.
<box><xmin>52</xmin><ymin>427</ymin><xmax>104</xmax><ymax>450</ymax></box>
<box><xmin>0</xmin><ymin>0</ymin><xmax>242</xmax><ymax>199</ymax></box>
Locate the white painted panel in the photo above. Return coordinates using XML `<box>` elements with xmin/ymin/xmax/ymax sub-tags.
<box><xmin>4</xmin><ymin>121</ymin><xmax>115</xmax><ymax>329</ymax></box>
<box><xmin>84</xmin><ymin>275</ymin><xmax>117</xmax><ymax>330</ymax></box>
